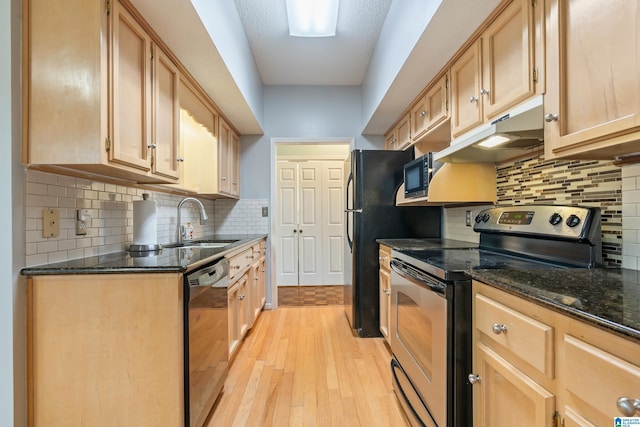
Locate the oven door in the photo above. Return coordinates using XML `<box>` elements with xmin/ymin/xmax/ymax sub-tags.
<box><xmin>390</xmin><ymin>259</ymin><xmax>447</xmax><ymax>427</ymax></box>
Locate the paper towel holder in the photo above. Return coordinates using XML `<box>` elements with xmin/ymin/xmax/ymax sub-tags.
<box><xmin>129</xmin><ymin>193</ymin><xmax>162</xmax><ymax>253</ymax></box>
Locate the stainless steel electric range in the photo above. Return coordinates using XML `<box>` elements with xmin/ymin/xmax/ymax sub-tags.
<box><xmin>389</xmin><ymin>205</ymin><xmax>602</xmax><ymax>427</ymax></box>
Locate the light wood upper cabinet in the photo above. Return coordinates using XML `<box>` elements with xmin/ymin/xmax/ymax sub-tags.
<box><xmin>217</xmin><ymin>117</ymin><xmax>240</xmax><ymax>198</ymax></box>
<box><xmin>385</xmin><ymin>113</ymin><xmax>411</xmax><ymax>150</ymax></box>
<box><xmin>451</xmin><ymin>0</ymin><xmax>541</xmax><ymax>139</ymax></box>
<box><xmin>544</xmin><ymin>0</ymin><xmax>640</xmax><ymax>160</ymax></box>
<box><xmin>411</xmin><ymin>73</ymin><xmax>449</xmax><ymax>143</ymax></box>
<box><xmin>481</xmin><ymin>0</ymin><xmax>541</xmax><ymax>121</ymax></box>
<box><xmin>450</xmin><ymin>39</ymin><xmax>483</xmax><ymax>137</ymax></box>
<box><xmin>23</xmin><ymin>0</ymin><xmax>181</xmax><ymax>184</ymax></box>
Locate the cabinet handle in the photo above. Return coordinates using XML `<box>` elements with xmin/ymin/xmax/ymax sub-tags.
<box><xmin>617</xmin><ymin>397</ymin><xmax>640</xmax><ymax>417</ymax></box>
<box><xmin>238</xmin><ymin>294</ymin><xmax>246</xmax><ymax>300</ymax></box>
<box><xmin>383</xmin><ymin>288</ymin><xmax>391</xmax><ymax>296</ymax></box>
<box><xmin>232</xmin><ymin>265</ymin><xmax>240</xmax><ymax>270</ymax></box>
<box><xmin>480</xmin><ymin>88</ymin><xmax>489</xmax><ymax>96</ymax></box>
<box><xmin>379</xmin><ymin>256</ymin><xmax>387</xmax><ymax>262</ymax></box>
<box><xmin>492</xmin><ymin>323</ymin><xmax>508</xmax><ymax>334</ymax></box>
<box><xmin>176</xmin><ymin>157</ymin><xmax>184</xmax><ymax>162</ymax></box>
<box><xmin>544</xmin><ymin>113</ymin><xmax>559</xmax><ymax>122</ymax></box>
<box><xmin>419</xmin><ymin>110</ymin><xmax>428</xmax><ymax>118</ymax></box>
<box><xmin>246</xmin><ymin>255</ymin><xmax>254</xmax><ymax>259</ymax></box>
<box><xmin>468</xmin><ymin>374</ymin><xmax>481</xmax><ymax>384</ymax></box>
<box><xmin>469</xmin><ymin>96</ymin><xmax>479</xmax><ymax>104</ymax></box>
<box><xmin>147</xmin><ymin>143</ymin><xmax>157</xmax><ymax>149</ymax></box>
<box><xmin>221</xmin><ymin>176</ymin><xmax>227</xmax><ymax>181</ymax></box>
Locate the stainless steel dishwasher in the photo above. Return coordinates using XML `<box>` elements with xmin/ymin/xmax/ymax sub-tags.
<box><xmin>184</xmin><ymin>257</ymin><xmax>229</xmax><ymax>427</ymax></box>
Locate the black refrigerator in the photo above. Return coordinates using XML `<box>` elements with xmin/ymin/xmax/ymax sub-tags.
<box><xmin>344</xmin><ymin>149</ymin><xmax>442</xmax><ymax>337</ymax></box>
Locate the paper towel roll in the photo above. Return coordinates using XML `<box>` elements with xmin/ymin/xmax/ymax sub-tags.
<box><xmin>132</xmin><ymin>195</ymin><xmax>158</xmax><ymax>246</ymax></box>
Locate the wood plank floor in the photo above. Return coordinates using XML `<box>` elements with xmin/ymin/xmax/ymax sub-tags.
<box><xmin>205</xmin><ymin>306</ymin><xmax>410</xmax><ymax>427</ymax></box>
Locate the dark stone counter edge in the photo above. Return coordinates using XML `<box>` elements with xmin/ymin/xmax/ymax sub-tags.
<box><xmin>20</xmin><ymin>234</ymin><xmax>267</xmax><ymax>276</ymax></box>
<box><xmin>470</xmin><ymin>270</ymin><xmax>640</xmax><ymax>344</ymax></box>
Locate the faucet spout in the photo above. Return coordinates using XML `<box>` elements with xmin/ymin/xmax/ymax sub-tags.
<box><xmin>177</xmin><ymin>197</ymin><xmax>208</xmax><ymax>243</ymax></box>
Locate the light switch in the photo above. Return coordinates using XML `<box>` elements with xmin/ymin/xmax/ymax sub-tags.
<box><xmin>42</xmin><ymin>208</ymin><xmax>60</xmax><ymax>238</ymax></box>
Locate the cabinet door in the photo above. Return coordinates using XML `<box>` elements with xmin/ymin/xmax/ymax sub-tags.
<box><xmin>473</xmin><ymin>343</ymin><xmax>555</xmax><ymax>427</ymax></box>
<box><xmin>451</xmin><ymin>40</ymin><xmax>483</xmax><ymax>137</ymax></box>
<box><xmin>544</xmin><ymin>0</ymin><xmax>640</xmax><ymax>159</ymax></box>
<box><xmin>410</xmin><ymin>95</ymin><xmax>429</xmax><ymax>141</ymax></box>
<box><xmin>110</xmin><ymin>1</ymin><xmax>152</xmax><ymax>172</ymax></box>
<box><xmin>218</xmin><ymin>118</ymin><xmax>232</xmax><ymax>194</ymax></box>
<box><xmin>395</xmin><ymin>113</ymin><xmax>411</xmax><ymax>150</ymax></box>
<box><xmin>424</xmin><ymin>73</ymin><xmax>449</xmax><ymax>132</ymax></box>
<box><xmin>384</xmin><ymin>129</ymin><xmax>397</xmax><ymax>150</ymax></box>
<box><xmin>379</xmin><ymin>267</ymin><xmax>391</xmax><ymax>342</ymax></box>
<box><xmin>482</xmin><ymin>0</ymin><xmax>537</xmax><ymax>121</ymax></box>
<box><xmin>151</xmin><ymin>45</ymin><xmax>180</xmax><ymax>180</ymax></box>
<box><xmin>230</xmin><ymin>130</ymin><xmax>240</xmax><ymax>197</ymax></box>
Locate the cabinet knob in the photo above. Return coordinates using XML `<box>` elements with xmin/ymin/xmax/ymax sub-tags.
<box><xmin>383</xmin><ymin>288</ymin><xmax>391</xmax><ymax>296</ymax></box>
<box><xmin>177</xmin><ymin>157</ymin><xmax>184</xmax><ymax>162</ymax></box>
<box><xmin>480</xmin><ymin>88</ymin><xmax>489</xmax><ymax>96</ymax></box>
<box><xmin>379</xmin><ymin>256</ymin><xmax>387</xmax><ymax>262</ymax></box>
<box><xmin>419</xmin><ymin>110</ymin><xmax>428</xmax><ymax>118</ymax></box>
<box><xmin>238</xmin><ymin>294</ymin><xmax>246</xmax><ymax>301</ymax></box>
<box><xmin>544</xmin><ymin>113</ymin><xmax>559</xmax><ymax>122</ymax></box>
<box><xmin>468</xmin><ymin>374</ymin><xmax>481</xmax><ymax>384</ymax></box>
<box><xmin>147</xmin><ymin>143</ymin><xmax>157</xmax><ymax>149</ymax></box>
<box><xmin>617</xmin><ymin>397</ymin><xmax>640</xmax><ymax>416</ymax></box>
<box><xmin>221</xmin><ymin>176</ymin><xmax>227</xmax><ymax>181</ymax></box>
<box><xmin>469</xmin><ymin>96</ymin><xmax>479</xmax><ymax>104</ymax></box>
<box><xmin>492</xmin><ymin>323</ymin><xmax>508</xmax><ymax>334</ymax></box>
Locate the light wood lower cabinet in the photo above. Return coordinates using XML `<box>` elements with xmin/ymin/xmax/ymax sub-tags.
<box><xmin>472</xmin><ymin>280</ymin><xmax>640</xmax><ymax>426</ymax></box>
<box><xmin>26</xmin><ymin>274</ymin><xmax>184</xmax><ymax>426</ymax></box>
<box><xmin>378</xmin><ymin>244</ymin><xmax>392</xmax><ymax>343</ymax></box>
<box><xmin>226</xmin><ymin>238</ymin><xmax>267</xmax><ymax>360</ymax></box>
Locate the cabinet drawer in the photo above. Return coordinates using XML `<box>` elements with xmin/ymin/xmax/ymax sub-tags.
<box><xmin>228</xmin><ymin>248</ymin><xmax>253</xmax><ymax>280</ymax></box>
<box><xmin>564</xmin><ymin>334</ymin><xmax>640</xmax><ymax>424</ymax></box>
<box><xmin>379</xmin><ymin>245</ymin><xmax>391</xmax><ymax>271</ymax></box>
<box><xmin>475</xmin><ymin>293</ymin><xmax>554</xmax><ymax>378</ymax></box>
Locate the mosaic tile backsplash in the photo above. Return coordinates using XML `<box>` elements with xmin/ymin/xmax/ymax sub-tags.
<box><xmin>24</xmin><ymin>170</ymin><xmax>268</xmax><ymax>267</ymax></box>
<box><xmin>445</xmin><ymin>153</ymin><xmax>622</xmax><ymax>267</ymax></box>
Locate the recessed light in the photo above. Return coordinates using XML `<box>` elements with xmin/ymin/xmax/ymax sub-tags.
<box><xmin>286</xmin><ymin>0</ymin><xmax>339</xmax><ymax>37</ymax></box>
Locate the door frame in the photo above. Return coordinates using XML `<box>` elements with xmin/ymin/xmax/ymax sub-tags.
<box><xmin>268</xmin><ymin>137</ymin><xmax>354</xmax><ymax>309</ymax></box>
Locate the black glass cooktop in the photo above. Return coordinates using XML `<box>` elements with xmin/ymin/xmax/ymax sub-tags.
<box><xmin>395</xmin><ymin>247</ymin><xmax>563</xmax><ymax>281</ymax></box>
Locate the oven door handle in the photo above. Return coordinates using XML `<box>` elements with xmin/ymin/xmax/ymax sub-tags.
<box><xmin>391</xmin><ymin>259</ymin><xmax>446</xmax><ymax>295</ymax></box>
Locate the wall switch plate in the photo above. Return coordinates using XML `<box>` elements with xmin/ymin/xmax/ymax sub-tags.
<box><xmin>465</xmin><ymin>210</ymin><xmax>472</xmax><ymax>227</ymax></box>
<box><xmin>262</xmin><ymin>206</ymin><xmax>268</xmax><ymax>217</ymax></box>
<box><xmin>42</xmin><ymin>209</ymin><xmax>60</xmax><ymax>238</ymax></box>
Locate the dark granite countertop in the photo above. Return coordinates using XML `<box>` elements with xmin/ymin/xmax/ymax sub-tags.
<box><xmin>470</xmin><ymin>268</ymin><xmax>640</xmax><ymax>343</ymax></box>
<box><xmin>377</xmin><ymin>238</ymin><xmax>640</xmax><ymax>343</ymax></box>
<box><xmin>20</xmin><ymin>234</ymin><xmax>267</xmax><ymax>276</ymax></box>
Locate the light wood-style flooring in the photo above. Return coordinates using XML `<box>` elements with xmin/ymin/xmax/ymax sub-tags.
<box><xmin>206</xmin><ymin>305</ymin><xmax>410</xmax><ymax>427</ymax></box>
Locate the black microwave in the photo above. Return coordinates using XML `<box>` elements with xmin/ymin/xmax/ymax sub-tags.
<box><xmin>403</xmin><ymin>153</ymin><xmax>442</xmax><ymax>198</ymax></box>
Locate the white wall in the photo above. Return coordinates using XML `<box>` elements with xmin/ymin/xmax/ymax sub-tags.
<box><xmin>4</xmin><ymin>0</ymin><xmax>23</xmax><ymax>424</ymax></box>
<box><xmin>240</xmin><ymin>85</ymin><xmax>384</xmax><ymax>200</ymax></box>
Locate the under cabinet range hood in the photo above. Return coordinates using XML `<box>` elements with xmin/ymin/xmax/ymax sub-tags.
<box><xmin>435</xmin><ymin>95</ymin><xmax>544</xmax><ymax>163</ymax></box>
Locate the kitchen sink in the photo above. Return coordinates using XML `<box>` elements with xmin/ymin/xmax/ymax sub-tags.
<box><xmin>165</xmin><ymin>239</ymin><xmax>239</xmax><ymax>249</ymax></box>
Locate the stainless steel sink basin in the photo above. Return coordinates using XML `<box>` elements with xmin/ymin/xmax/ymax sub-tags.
<box><xmin>164</xmin><ymin>239</ymin><xmax>239</xmax><ymax>249</ymax></box>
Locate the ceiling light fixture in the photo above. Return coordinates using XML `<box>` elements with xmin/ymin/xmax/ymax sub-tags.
<box><xmin>286</xmin><ymin>0</ymin><xmax>339</xmax><ymax>37</ymax></box>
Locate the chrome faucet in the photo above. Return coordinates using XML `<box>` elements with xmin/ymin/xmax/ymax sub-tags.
<box><xmin>177</xmin><ymin>197</ymin><xmax>208</xmax><ymax>243</ymax></box>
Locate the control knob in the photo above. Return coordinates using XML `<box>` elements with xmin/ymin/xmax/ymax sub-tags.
<box><xmin>475</xmin><ymin>214</ymin><xmax>483</xmax><ymax>224</ymax></box>
<box><xmin>549</xmin><ymin>213</ymin><xmax>563</xmax><ymax>226</ymax></box>
<box><xmin>482</xmin><ymin>213</ymin><xmax>490</xmax><ymax>223</ymax></box>
<box><xmin>566</xmin><ymin>214</ymin><xmax>581</xmax><ymax>228</ymax></box>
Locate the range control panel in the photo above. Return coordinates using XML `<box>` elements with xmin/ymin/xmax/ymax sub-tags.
<box><xmin>473</xmin><ymin>205</ymin><xmax>599</xmax><ymax>240</ymax></box>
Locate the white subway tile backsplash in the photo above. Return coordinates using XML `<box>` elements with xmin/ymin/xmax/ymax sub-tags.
<box><xmin>24</xmin><ymin>170</ymin><xmax>269</xmax><ymax>267</ymax></box>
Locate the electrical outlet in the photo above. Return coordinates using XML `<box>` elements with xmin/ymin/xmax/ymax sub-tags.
<box><xmin>42</xmin><ymin>209</ymin><xmax>60</xmax><ymax>238</ymax></box>
<box><xmin>76</xmin><ymin>209</ymin><xmax>89</xmax><ymax>236</ymax></box>
<box><xmin>465</xmin><ymin>211</ymin><xmax>472</xmax><ymax>227</ymax></box>
<box><xmin>262</xmin><ymin>206</ymin><xmax>269</xmax><ymax>217</ymax></box>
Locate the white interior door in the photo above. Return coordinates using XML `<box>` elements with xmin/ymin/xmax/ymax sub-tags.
<box><xmin>275</xmin><ymin>159</ymin><xmax>345</xmax><ymax>287</ymax></box>
<box><xmin>275</xmin><ymin>162</ymin><xmax>299</xmax><ymax>286</ymax></box>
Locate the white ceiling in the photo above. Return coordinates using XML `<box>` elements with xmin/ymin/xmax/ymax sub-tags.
<box><xmin>131</xmin><ymin>0</ymin><xmax>502</xmax><ymax>135</ymax></box>
<box><xmin>233</xmin><ymin>0</ymin><xmax>393</xmax><ymax>86</ymax></box>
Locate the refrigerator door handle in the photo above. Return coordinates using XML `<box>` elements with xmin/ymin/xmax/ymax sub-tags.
<box><xmin>345</xmin><ymin>171</ymin><xmax>354</xmax><ymax>251</ymax></box>
<box><xmin>344</xmin><ymin>208</ymin><xmax>363</xmax><ymax>213</ymax></box>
